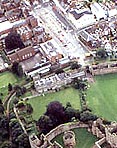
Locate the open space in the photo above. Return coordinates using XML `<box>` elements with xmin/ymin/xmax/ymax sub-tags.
<box><xmin>28</xmin><ymin>87</ymin><xmax>80</xmax><ymax>120</ymax></box>
<box><xmin>52</xmin><ymin>128</ymin><xmax>98</xmax><ymax>148</ymax></box>
<box><xmin>0</xmin><ymin>71</ymin><xmax>24</xmax><ymax>100</ymax></box>
<box><xmin>87</xmin><ymin>74</ymin><xmax>117</xmax><ymax>121</ymax></box>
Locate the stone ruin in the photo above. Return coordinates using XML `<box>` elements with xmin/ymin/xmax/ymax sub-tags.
<box><xmin>28</xmin><ymin>120</ymin><xmax>117</xmax><ymax>148</ymax></box>
<box><xmin>105</xmin><ymin>121</ymin><xmax>117</xmax><ymax>148</ymax></box>
<box><xmin>63</xmin><ymin>131</ymin><xmax>76</xmax><ymax>148</ymax></box>
<box><xmin>92</xmin><ymin>119</ymin><xmax>117</xmax><ymax>148</ymax></box>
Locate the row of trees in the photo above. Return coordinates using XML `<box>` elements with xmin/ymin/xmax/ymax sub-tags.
<box><xmin>8</xmin><ymin>111</ymin><xmax>31</xmax><ymax>148</ymax></box>
<box><xmin>0</xmin><ymin>95</ymin><xmax>32</xmax><ymax>148</ymax></box>
<box><xmin>8</xmin><ymin>82</ymin><xmax>27</xmax><ymax>98</ymax></box>
<box><xmin>0</xmin><ymin>100</ymin><xmax>9</xmax><ymax>147</ymax></box>
<box><xmin>0</xmin><ymin>99</ymin><xmax>31</xmax><ymax>148</ymax></box>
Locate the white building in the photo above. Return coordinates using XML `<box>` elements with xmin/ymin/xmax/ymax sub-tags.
<box><xmin>91</xmin><ymin>2</ymin><xmax>107</xmax><ymax>20</ymax></box>
<box><xmin>68</xmin><ymin>9</ymin><xmax>96</xmax><ymax>29</ymax></box>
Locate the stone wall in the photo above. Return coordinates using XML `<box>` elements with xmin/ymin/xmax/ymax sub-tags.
<box><xmin>93</xmin><ymin>67</ymin><xmax>117</xmax><ymax>75</ymax></box>
<box><xmin>29</xmin><ymin>121</ymin><xmax>106</xmax><ymax>148</ymax></box>
<box><xmin>105</xmin><ymin>122</ymin><xmax>117</xmax><ymax>148</ymax></box>
<box><xmin>45</xmin><ymin>122</ymin><xmax>88</xmax><ymax>141</ymax></box>
<box><xmin>93</xmin><ymin>137</ymin><xmax>106</xmax><ymax>148</ymax></box>
<box><xmin>29</xmin><ymin>122</ymin><xmax>88</xmax><ymax>148</ymax></box>
<box><xmin>92</xmin><ymin>62</ymin><xmax>117</xmax><ymax>75</ymax></box>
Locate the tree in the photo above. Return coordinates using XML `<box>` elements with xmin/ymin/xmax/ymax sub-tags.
<box><xmin>11</xmin><ymin>62</ymin><xmax>24</xmax><ymax>77</ymax></box>
<box><xmin>16</xmin><ymin>134</ymin><xmax>31</xmax><ymax>148</ymax></box>
<box><xmin>37</xmin><ymin>115</ymin><xmax>53</xmax><ymax>134</ymax></box>
<box><xmin>0</xmin><ymin>104</ymin><xmax>4</xmax><ymax>114</ymax></box>
<box><xmin>66</xmin><ymin>102</ymin><xmax>72</xmax><ymax>108</ymax></box>
<box><xmin>11</xmin><ymin>62</ymin><xmax>19</xmax><ymax>75</ymax></box>
<box><xmin>73</xmin><ymin>78</ymin><xmax>88</xmax><ymax>91</ymax></box>
<box><xmin>26</xmin><ymin>103</ymin><xmax>33</xmax><ymax>114</ymax></box>
<box><xmin>70</xmin><ymin>62</ymin><xmax>81</xmax><ymax>70</ymax></box>
<box><xmin>8</xmin><ymin>83</ymin><xmax>13</xmax><ymax>92</ymax></box>
<box><xmin>80</xmin><ymin>111</ymin><xmax>97</xmax><ymax>122</ymax></box>
<box><xmin>85</xmin><ymin>65</ymin><xmax>92</xmax><ymax>74</ymax></box>
<box><xmin>0</xmin><ymin>115</ymin><xmax>9</xmax><ymax>141</ymax></box>
<box><xmin>14</xmin><ymin>85</ymin><xmax>23</xmax><ymax>97</ymax></box>
<box><xmin>0</xmin><ymin>141</ymin><xmax>12</xmax><ymax>148</ymax></box>
<box><xmin>96</xmin><ymin>49</ymin><xmax>108</xmax><ymax>59</ymax></box>
<box><xmin>16</xmin><ymin>101</ymin><xmax>25</xmax><ymax>109</ymax></box>
<box><xmin>46</xmin><ymin>101</ymin><xmax>66</xmax><ymax>125</ymax></box>
<box><xmin>21</xmin><ymin>87</ymin><xmax>26</xmax><ymax>94</ymax></box>
<box><xmin>5</xmin><ymin>32</ymin><xmax>25</xmax><ymax>51</ymax></box>
<box><xmin>13</xmin><ymin>98</ymin><xmax>19</xmax><ymax>105</ymax></box>
<box><xmin>0</xmin><ymin>99</ymin><xmax>2</xmax><ymax>104</ymax></box>
<box><xmin>65</xmin><ymin>103</ymin><xmax>80</xmax><ymax>121</ymax></box>
<box><xmin>65</xmin><ymin>107</ymin><xmax>79</xmax><ymax>121</ymax></box>
<box><xmin>17</xmin><ymin>65</ymin><xmax>23</xmax><ymax>77</ymax></box>
<box><xmin>14</xmin><ymin>85</ymin><xmax>26</xmax><ymax>97</ymax></box>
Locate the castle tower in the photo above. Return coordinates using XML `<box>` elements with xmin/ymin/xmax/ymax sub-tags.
<box><xmin>63</xmin><ymin>131</ymin><xmax>76</xmax><ymax>148</ymax></box>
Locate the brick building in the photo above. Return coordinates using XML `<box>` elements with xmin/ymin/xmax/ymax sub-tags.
<box><xmin>7</xmin><ymin>46</ymin><xmax>36</xmax><ymax>63</ymax></box>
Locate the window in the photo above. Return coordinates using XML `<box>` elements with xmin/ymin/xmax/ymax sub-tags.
<box><xmin>30</xmin><ymin>53</ymin><xmax>32</xmax><ymax>56</ymax></box>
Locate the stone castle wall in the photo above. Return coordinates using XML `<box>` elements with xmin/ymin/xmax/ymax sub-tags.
<box><xmin>29</xmin><ymin>122</ymin><xmax>88</xmax><ymax>148</ymax></box>
<box><xmin>45</xmin><ymin>122</ymin><xmax>88</xmax><ymax>141</ymax></box>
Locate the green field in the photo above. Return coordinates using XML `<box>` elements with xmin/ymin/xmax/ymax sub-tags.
<box><xmin>28</xmin><ymin>87</ymin><xmax>80</xmax><ymax>120</ymax></box>
<box><xmin>87</xmin><ymin>74</ymin><xmax>117</xmax><ymax>121</ymax></box>
<box><xmin>0</xmin><ymin>71</ymin><xmax>24</xmax><ymax>100</ymax></box>
<box><xmin>52</xmin><ymin>128</ymin><xmax>98</xmax><ymax>148</ymax></box>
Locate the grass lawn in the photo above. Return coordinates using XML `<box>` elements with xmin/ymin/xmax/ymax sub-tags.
<box><xmin>0</xmin><ymin>71</ymin><xmax>24</xmax><ymax>100</ymax></box>
<box><xmin>22</xmin><ymin>91</ymin><xmax>32</xmax><ymax>98</ymax></box>
<box><xmin>87</xmin><ymin>74</ymin><xmax>117</xmax><ymax>121</ymax></box>
<box><xmin>28</xmin><ymin>87</ymin><xmax>80</xmax><ymax>120</ymax></box>
<box><xmin>52</xmin><ymin>128</ymin><xmax>98</xmax><ymax>148</ymax></box>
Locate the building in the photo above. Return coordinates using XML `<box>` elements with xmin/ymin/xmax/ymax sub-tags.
<box><xmin>68</xmin><ymin>8</ymin><xmax>96</xmax><ymax>29</ymax></box>
<box><xmin>90</xmin><ymin>2</ymin><xmax>107</xmax><ymax>20</ymax></box>
<box><xmin>7</xmin><ymin>46</ymin><xmax>36</xmax><ymax>63</ymax></box>
<box><xmin>40</xmin><ymin>39</ymin><xmax>63</xmax><ymax>63</ymax></box>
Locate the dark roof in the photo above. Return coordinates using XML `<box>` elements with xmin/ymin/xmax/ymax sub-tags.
<box><xmin>70</xmin><ymin>11</ymin><xmax>83</xmax><ymax>20</ymax></box>
<box><xmin>70</xmin><ymin>10</ymin><xmax>92</xmax><ymax>20</ymax></box>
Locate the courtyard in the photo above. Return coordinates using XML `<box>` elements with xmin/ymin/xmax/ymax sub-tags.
<box><xmin>52</xmin><ymin>128</ymin><xmax>98</xmax><ymax>148</ymax></box>
<box><xmin>87</xmin><ymin>73</ymin><xmax>117</xmax><ymax>121</ymax></box>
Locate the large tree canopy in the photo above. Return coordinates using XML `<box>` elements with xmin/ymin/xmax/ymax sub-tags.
<box><xmin>5</xmin><ymin>32</ymin><xmax>25</xmax><ymax>51</ymax></box>
<box><xmin>46</xmin><ymin>101</ymin><xmax>66</xmax><ymax>124</ymax></box>
<box><xmin>37</xmin><ymin>115</ymin><xmax>53</xmax><ymax>134</ymax></box>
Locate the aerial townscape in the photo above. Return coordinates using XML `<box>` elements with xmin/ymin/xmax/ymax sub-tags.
<box><xmin>0</xmin><ymin>0</ymin><xmax>117</xmax><ymax>148</ymax></box>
